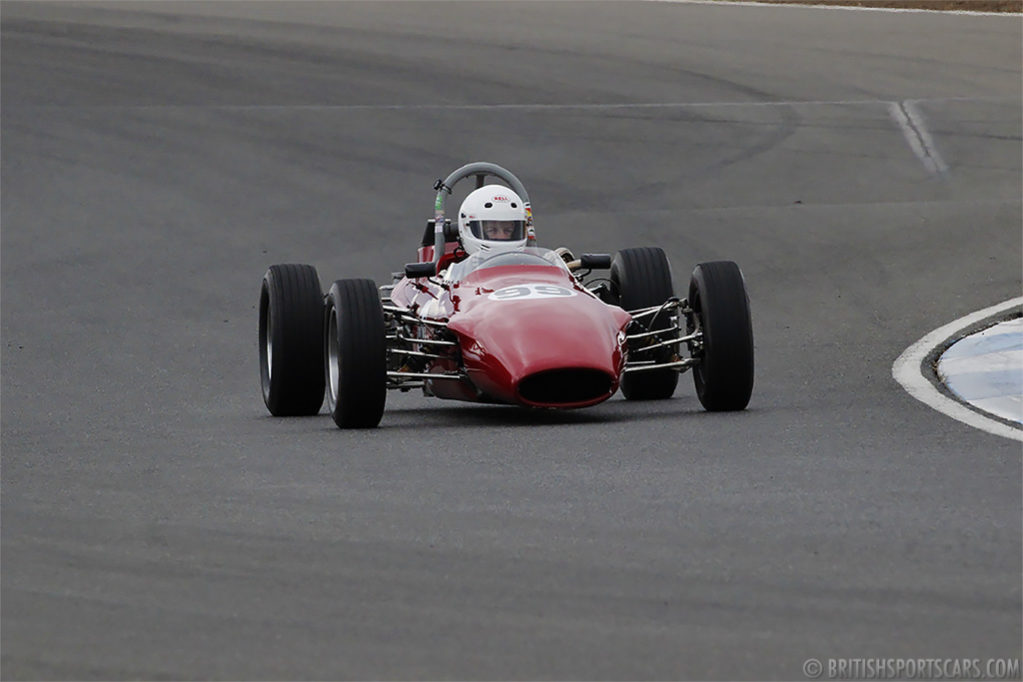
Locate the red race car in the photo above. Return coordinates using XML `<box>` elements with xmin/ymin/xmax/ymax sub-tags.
<box><xmin>259</xmin><ymin>162</ymin><xmax>753</xmax><ymax>428</ymax></box>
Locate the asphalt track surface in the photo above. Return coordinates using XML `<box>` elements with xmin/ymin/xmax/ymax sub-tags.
<box><xmin>2</xmin><ymin>2</ymin><xmax>1021</xmax><ymax>679</ymax></box>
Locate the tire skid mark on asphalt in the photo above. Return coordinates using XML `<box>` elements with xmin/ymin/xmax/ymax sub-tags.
<box><xmin>8</xmin><ymin>95</ymin><xmax>983</xmax><ymax>183</ymax></box>
<box><xmin>893</xmin><ymin>297</ymin><xmax>1023</xmax><ymax>442</ymax></box>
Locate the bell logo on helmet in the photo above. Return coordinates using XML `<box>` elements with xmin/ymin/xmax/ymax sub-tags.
<box><xmin>492</xmin><ymin>196</ymin><xmax>509</xmax><ymax>202</ymax></box>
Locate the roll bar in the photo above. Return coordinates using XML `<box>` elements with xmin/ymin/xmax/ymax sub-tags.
<box><xmin>430</xmin><ymin>162</ymin><xmax>535</xmax><ymax>264</ymax></box>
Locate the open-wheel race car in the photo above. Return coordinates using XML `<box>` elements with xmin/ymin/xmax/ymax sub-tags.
<box><xmin>259</xmin><ymin>162</ymin><xmax>754</xmax><ymax>428</ymax></box>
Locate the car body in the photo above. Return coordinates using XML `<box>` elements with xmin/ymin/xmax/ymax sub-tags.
<box><xmin>387</xmin><ymin>247</ymin><xmax>632</xmax><ymax>409</ymax></box>
<box><xmin>259</xmin><ymin>162</ymin><xmax>754</xmax><ymax>428</ymax></box>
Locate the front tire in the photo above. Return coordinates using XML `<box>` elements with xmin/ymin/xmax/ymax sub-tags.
<box><xmin>324</xmin><ymin>279</ymin><xmax>387</xmax><ymax>429</ymax></box>
<box><xmin>259</xmin><ymin>264</ymin><xmax>325</xmax><ymax>416</ymax></box>
<box><xmin>610</xmin><ymin>247</ymin><xmax>679</xmax><ymax>400</ymax></box>
<box><xmin>688</xmin><ymin>261</ymin><xmax>754</xmax><ymax>411</ymax></box>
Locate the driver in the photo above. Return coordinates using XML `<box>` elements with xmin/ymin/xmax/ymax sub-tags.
<box><xmin>481</xmin><ymin>221</ymin><xmax>520</xmax><ymax>241</ymax></box>
<box><xmin>457</xmin><ymin>185</ymin><xmax>529</xmax><ymax>255</ymax></box>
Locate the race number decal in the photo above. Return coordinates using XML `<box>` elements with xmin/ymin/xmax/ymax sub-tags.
<box><xmin>489</xmin><ymin>284</ymin><xmax>577</xmax><ymax>301</ymax></box>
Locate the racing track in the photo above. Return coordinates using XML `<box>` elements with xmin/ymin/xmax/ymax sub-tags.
<box><xmin>2</xmin><ymin>2</ymin><xmax>1021</xmax><ymax>679</ymax></box>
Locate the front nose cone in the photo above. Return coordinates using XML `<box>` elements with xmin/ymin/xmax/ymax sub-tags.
<box><xmin>451</xmin><ymin>299</ymin><xmax>626</xmax><ymax>407</ymax></box>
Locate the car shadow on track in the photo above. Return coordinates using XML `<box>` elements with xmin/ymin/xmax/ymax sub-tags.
<box><xmin>254</xmin><ymin>397</ymin><xmax>760</xmax><ymax>431</ymax></box>
<box><xmin>373</xmin><ymin>396</ymin><xmax>750</xmax><ymax>430</ymax></box>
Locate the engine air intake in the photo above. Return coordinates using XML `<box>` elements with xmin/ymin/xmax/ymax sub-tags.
<box><xmin>517</xmin><ymin>369</ymin><xmax>614</xmax><ymax>407</ymax></box>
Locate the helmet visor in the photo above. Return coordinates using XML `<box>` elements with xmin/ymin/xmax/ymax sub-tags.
<box><xmin>469</xmin><ymin>220</ymin><xmax>525</xmax><ymax>242</ymax></box>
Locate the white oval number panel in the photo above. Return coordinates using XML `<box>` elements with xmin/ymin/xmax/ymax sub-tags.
<box><xmin>489</xmin><ymin>284</ymin><xmax>577</xmax><ymax>301</ymax></box>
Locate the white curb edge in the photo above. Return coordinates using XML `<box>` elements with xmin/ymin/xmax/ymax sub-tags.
<box><xmin>892</xmin><ymin>296</ymin><xmax>1023</xmax><ymax>442</ymax></box>
<box><xmin>644</xmin><ymin>0</ymin><xmax>1018</xmax><ymax>16</ymax></box>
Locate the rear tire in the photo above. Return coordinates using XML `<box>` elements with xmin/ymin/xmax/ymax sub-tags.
<box><xmin>259</xmin><ymin>264</ymin><xmax>325</xmax><ymax>416</ymax></box>
<box><xmin>324</xmin><ymin>279</ymin><xmax>387</xmax><ymax>429</ymax></box>
<box><xmin>688</xmin><ymin>261</ymin><xmax>754</xmax><ymax>411</ymax></box>
<box><xmin>610</xmin><ymin>247</ymin><xmax>679</xmax><ymax>400</ymax></box>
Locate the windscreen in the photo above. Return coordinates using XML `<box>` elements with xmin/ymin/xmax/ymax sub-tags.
<box><xmin>446</xmin><ymin>247</ymin><xmax>568</xmax><ymax>281</ymax></box>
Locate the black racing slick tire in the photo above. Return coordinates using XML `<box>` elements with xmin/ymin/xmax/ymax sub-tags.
<box><xmin>611</xmin><ymin>247</ymin><xmax>679</xmax><ymax>400</ymax></box>
<box><xmin>324</xmin><ymin>279</ymin><xmax>387</xmax><ymax>429</ymax></box>
<box><xmin>259</xmin><ymin>264</ymin><xmax>325</xmax><ymax>416</ymax></box>
<box><xmin>688</xmin><ymin>261</ymin><xmax>754</xmax><ymax>411</ymax></box>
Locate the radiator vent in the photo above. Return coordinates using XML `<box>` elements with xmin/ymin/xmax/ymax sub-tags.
<box><xmin>517</xmin><ymin>369</ymin><xmax>613</xmax><ymax>406</ymax></box>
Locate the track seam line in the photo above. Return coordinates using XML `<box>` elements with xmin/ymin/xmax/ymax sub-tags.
<box><xmin>6</xmin><ymin>95</ymin><xmax>1014</xmax><ymax>112</ymax></box>
<box><xmin>888</xmin><ymin>100</ymin><xmax>950</xmax><ymax>177</ymax></box>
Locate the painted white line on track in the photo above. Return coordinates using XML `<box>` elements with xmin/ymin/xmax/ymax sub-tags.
<box><xmin>888</xmin><ymin>100</ymin><xmax>949</xmax><ymax>177</ymax></box>
<box><xmin>644</xmin><ymin>0</ymin><xmax>1018</xmax><ymax>16</ymax></box>
<box><xmin>893</xmin><ymin>297</ymin><xmax>1023</xmax><ymax>442</ymax></box>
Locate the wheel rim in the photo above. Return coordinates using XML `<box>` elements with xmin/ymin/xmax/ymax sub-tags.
<box><xmin>328</xmin><ymin>305</ymin><xmax>340</xmax><ymax>408</ymax></box>
<box><xmin>265</xmin><ymin>303</ymin><xmax>274</xmax><ymax>383</ymax></box>
<box><xmin>689</xmin><ymin>291</ymin><xmax>706</xmax><ymax>385</ymax></box>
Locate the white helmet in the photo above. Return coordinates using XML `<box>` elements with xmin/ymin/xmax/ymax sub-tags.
<box><xmin>457</xmin><ymin>185</ymin><xmax>528</xmax><ymax>255</ymax></box>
